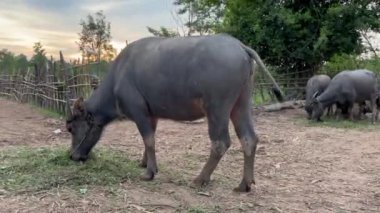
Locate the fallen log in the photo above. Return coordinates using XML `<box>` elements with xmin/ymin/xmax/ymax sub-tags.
<box><xmin>179</xmin><ymin>118</ymin><xmax>206</xmax><ymax>124</ymax></box>
<box><xmin>262</xmin><ymin>100</ymin><xmax>305</xmax><ymax>112</ymax></box>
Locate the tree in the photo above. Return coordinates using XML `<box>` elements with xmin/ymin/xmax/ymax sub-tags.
<box><xmin>221</xmin><ymin>0</ymin><xmax>380</xmax><ymax>77</ymax></box>
<box><xmin>147</xmin><ymin>26</ymin><xmax>179</xmax><ymax>37</ymax></box>
<box><xmin>30</xmin><ymin>42</ymin><xmax>48</xmax><ymax>82</ymax></box>
<box><xmin>147</xmin><ymin>0</ymin><xmax>224</xmax><ymax>37</ymax></box>
<box><xmin>101</xmin><ymin>43</ymin><xmax>117</xmax><ymax>62</ymax></box>
<box><xmin>173</xmin><ymin>0</ymin><xmax>225</xmax><ymax>35</ymax></box>
<box><xmin>14</xmin><ymin>54</ymin><xmax>29</xmax><ymax>76</ymax></box>
<box><xmin>30</xmin><ymin>42</ymin><xmax>47</xmax><ymax>66</ymax></box>
<box><xmin>0</xmin><ymin>49</ymin><xmax>16</xmax><ymax>74</ymax></box>
<box><xmin>0</xmin><ymin>50</ymin><xmax>30</xmax><ymax>75</ymax></box>
<box><xmin>77</xmin><ymin>10</ymin><xmax>116</xmax><ymax>62</ymax></box>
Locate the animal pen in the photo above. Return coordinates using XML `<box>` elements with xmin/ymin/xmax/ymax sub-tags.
<box><xmin>0</xmin><ymin>52</ymin><xmax>105</xmax><ymax>116</ymax></box>
<box><xmin>0</xmin><ymin>51</ymin><xmax>311</xmax><ymax>115</ymax></box>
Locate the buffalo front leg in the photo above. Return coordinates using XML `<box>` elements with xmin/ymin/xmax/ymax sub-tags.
<box><xmin>231</xmin><ymin>105</ymin><xmax>258</xmax><ymax>192</ymax></box>
<box><xmin>347</xmin><ymin>103</ymin><xmax>354</xmax><ymax>121</ymax></box>
<box><xmin>139</xmin><ymin>150</ymin><xmax>147</xmax><ymax>168</ymax></box>
<box><xmin>371</xmin><ymin>94</ymin><xmax>378</xmax><ymax>124</ymax></box>
<box><xmin>192</xmin><ymin>111</ymin><xmax>231</xmax><ymax>188</ymax></box>
<box><xmin>139</xmin><ymin>118</ymin><xmax>157</xmax><ymax>168</ymax></box>
<box><xmin>326</xmin><ymin>106</ymin><xmax>332</xmax><ymax>117</ymax></box>
<box><xmin>135</xmin><ymin>117</ymin><xmax>158</xmax><ymax>181</ymax></box>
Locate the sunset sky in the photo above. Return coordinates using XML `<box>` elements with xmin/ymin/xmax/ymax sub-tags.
<box><xmin>1</xmin><ymin>0</ymin><xmax>379</xmax><ymax>60</ymax></box>
<box><xmin>0</xmin><ymin>0</ymin><xmax>179</xmax><ymax>59</ymax></box>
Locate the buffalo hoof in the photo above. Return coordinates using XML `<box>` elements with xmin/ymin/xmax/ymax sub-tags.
<box><xmin>140</xmin><ymin>169</ymin><xmax>156</xmax><ymax>181</ymax></box>
<box><xmin>190</xmin><ymin>176</ymin><xmax>210</xmax><ymax>188</ymax></box>
<box><xmin>233</xmin><ymin>179</ymin><xmax>255</xmax><ymax>193</ymax></box>
<box><xmin>138</xmin><ymin>161</ymin><xmax>147</xmax><ymax>168</ymax></box>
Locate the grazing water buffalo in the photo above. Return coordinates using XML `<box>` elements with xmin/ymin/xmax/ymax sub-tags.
<box><xmin>65</xmin><ymin>34</ymin><xmax>283</xmax><ymax>192</ymax></box>
<box><xmin>305</xmin><ymin>74</ymin><xmax>331</xmax><ymax>119</ymax></box>
<box><xmin>311</xmin><ymin>69</ymin><xmax>379</xmax><ymax>123</ymax></box>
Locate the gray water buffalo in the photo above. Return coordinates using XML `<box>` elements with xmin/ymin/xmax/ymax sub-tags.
<box><xmin>65</xmin><ymin>34</ymin><xmax>283</xmax><ymax>192</ymax></box>
<box><xmin>305</xmin><ymin>74</ymin><xmax>331</xmax><ymax>119</ymax></box>
<box><xmin>311</xmin><ymin>69</ymin><xmax>379</xmax><ymax>123</ymax></box>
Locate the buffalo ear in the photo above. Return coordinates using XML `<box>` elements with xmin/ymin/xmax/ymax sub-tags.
<box><xmin>73</xmin><ymin>97</ymin><xmax>86</xmax><ymax>115</ymax></box>
<box><xmin>312</xmin><ymin>91</ymin><xmax>320</xmax><ymax>99</ymax></box>
<box><xmin>312</xmin><ymin>97</ymin><xmax>320</xmax><ymax>106</ymax></box>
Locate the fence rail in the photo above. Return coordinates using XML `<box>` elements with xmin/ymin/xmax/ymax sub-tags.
<box><xmin>0</xmin><ymin>51</ymin><xmax>317</xmax><ymax>116</ymax></box>
<box><xmin>0</xmin><ymin>51</ymin><xmax>101</xmax><ymax>116</ymax></box>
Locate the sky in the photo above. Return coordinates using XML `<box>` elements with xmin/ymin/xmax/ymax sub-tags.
<box><xmin>1</xmin><ymin>0</ymin><xmax>379</xmax><ymax>60</ymax></box>
<box><xmin>0</xmin><ymin>0</ymin><xmax>180</xmax><ymax>59</ymax></box>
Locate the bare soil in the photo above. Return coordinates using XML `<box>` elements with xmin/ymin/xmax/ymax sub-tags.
<box><xmin>0</xmin><ymin>98</ymin><xmax>379</xmax><ymax>212</ymax></box>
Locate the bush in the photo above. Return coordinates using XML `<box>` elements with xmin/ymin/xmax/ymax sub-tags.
<box><xmin>320</xmin><ymin>54</ymin><xmax>380</xmax><ymax>77</ymax></box>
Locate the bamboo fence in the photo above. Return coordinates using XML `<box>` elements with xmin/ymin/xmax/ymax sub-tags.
<box><xmin>0</xmin><ymin>50</ymin><xmax>320</xmax><ymax>115</ymax></box>
<box><xmin>0</xmin><ymin>51</ymin><xmax>100</xmax><ymax>116</ymax></box>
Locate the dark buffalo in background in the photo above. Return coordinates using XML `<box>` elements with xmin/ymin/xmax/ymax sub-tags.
<box><xmin>65</xmin><ymin>34</ymin><xmax>284</xmax><ymax>192</ymax></box>
<box><xmin>305</xmin><ymin>74</ymin><xmax>331</xmax><ymax>119</ymax></box>
<box><xmin>311</xmin><ymin>69</ymin><xmax>379</xmax><ymax>123</ymax></box>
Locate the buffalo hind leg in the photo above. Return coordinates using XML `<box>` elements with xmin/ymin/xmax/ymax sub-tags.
<box><xmin>192</xmin><ymin>109</ymin><xmax>231</xmax><ymax>188</ymax></box>
<box><xmin>231</xmin><ymin>100</ymin><xmax>258</xmax><ymax>192</ymax></box>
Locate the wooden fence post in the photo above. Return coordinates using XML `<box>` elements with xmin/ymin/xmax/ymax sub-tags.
<box><xmin>60</xmin><ymin>51</ymin><xmax>71</xmax><ymax>117</ymax></box>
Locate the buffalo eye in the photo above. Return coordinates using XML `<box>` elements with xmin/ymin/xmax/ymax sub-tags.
<box><xmin>66</xmin><ymin>123</ymin><xmax>73</xmax><ymax>133</ymax></box>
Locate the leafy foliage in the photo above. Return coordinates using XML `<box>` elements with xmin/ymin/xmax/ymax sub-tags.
<box><xmin>77</xmin><ymin>10</ymin><xmax>116</xmax><ymax>62</ymax></box>
<box><xmin>0</xmin><ymin>49</ymin><xmax>30</xmax><ymax>75</ymax></box>
<box><xmin>147</xmin><ymin>0</ymin><xmax>225</xmax><ymax>37</ymax></box>
<box><xmin>147</xmin><ymin>26</ymin><xmax>179</xmax><ymax>37</ymax></box>
<box><xmin>221</xmin><ymin>0</ymin><xmax>380</xmax><ymax>76</ymax></box>
<box><xmin>30</xmin><ymin>42</ymin><xmax>47</xmax><ymax>68</ymax></box>
<box><xmin>173</xmin><ymin>0</ymin><xmax>225</xmax><ymax>35</ymax></box>
<box><xmin>320</xmin><ymin>54</ymin><xmax>380</xmax><ymax>76</ymax></box>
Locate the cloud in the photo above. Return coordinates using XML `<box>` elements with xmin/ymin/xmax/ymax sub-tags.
<box><xmin>0</xmin><ymin>0</ymin><xmax>180</xmax><ymax>59</ymax></box>
<box><xmin>80</xmin><ymin>0</ymin><xmax>139</xmax><ymax>12</ymax></box>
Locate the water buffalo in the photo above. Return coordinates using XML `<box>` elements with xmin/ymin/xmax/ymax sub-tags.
<box><xmin>65</xmin><ymin>34</ymin><xmax>283</xmax><ymax>192</ymax></box>
<box><xmin>305</xmin><ymin>74</ymin><xmax>331</xmax><ymax>119</ymax></box>
<box><xmin>311</xmin><ymin>69</ymin><xmax>379</xmax><ymax>123</ymax></box>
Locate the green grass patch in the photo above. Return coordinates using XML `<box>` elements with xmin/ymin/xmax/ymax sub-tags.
<box><xmin>296</xmin><ymin>116</ymin><xmax>379</xmax><ymax>130</ymax></box>
<box><xmin>0</xmin><ymin>146</ymin><xmax>142</xmax><ymax>194</ymax></box>
<box><xmin>187</xmin><ymin>206</ymin><xmax>221</xmax><ymax>213</ymax></box>
<box><xmin>30</xmin><ymin>103</ymin><xmax>63</xmax><ymax>119</ymax></box>
<box><xmin>253</xmin><ymin>89</ymin><xmax>273</xmax><ymax>105</ymax></box>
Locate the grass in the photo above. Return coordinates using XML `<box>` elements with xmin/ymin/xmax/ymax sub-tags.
<box><xmin>0</xmin><ymin>146</ymin><xmax>142</xmax><ymax>194</ymax></box>
<box><xmin>30</xmin><ymin>103</ymin><xmax>63</xmax><ymax>119</ymax></box>
<box><xmin>253</xmin><ymin>89</ymin><xmax>273</xmax><ymax>105</ymax></box>
<box><xmin>296</xmin><ymin>115</ymin><xmax>379</xmax><ymax>130</ymax></box>
<box><xmin>187</xmin><ymin>206</ymin><xmax>221</xmax><ymax>213</ymax></box>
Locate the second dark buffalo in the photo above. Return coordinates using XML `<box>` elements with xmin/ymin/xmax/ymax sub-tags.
<box><xmin>311</xmin><ymin>69</ymin><xmax>379</xmax><ymax>123</ymax></box>
<box><xmin>305</xmin><ymin>74</ymin><xmax>331</xmax><ymax>119</ymax></box>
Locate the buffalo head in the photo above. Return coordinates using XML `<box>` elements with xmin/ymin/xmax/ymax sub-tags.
<box><xmin>305</xmin><ymin>91</ymin><xmax>321</xmax><ymax>119</ymax></box>
<box><xmin>311</xmin><ymin>98</ymin><xmax>324</xmax><ymax>121</ymax></box>
<box><xmin>66</xmin><ymin>97</ymin><xmax>104</xmax><ymax>162</ymax></box>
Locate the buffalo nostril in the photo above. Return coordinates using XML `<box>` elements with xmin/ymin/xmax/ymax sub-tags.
<box><xmin>70</xmin><ymin>152</ymin><xmax>81</xmax><ymax>161</ymax></box>
<box><xmin>70</xmin><ymin>152</ymin><xmax>88</xmax><ymax>162</ymax></box>
<box><xmin>80</xmin><ymin>156</ymin><xmax>88</xmax><ymax>162</ymax></box>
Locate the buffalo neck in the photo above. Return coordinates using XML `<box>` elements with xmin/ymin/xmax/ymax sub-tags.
<box><xmin>317</xmin><ymin>88</ymin><xmax>337</xmax><ymax>109</ymax></box>
<box><xmin>85</xmin><ymin>70</ymin><xmax>118</xmax><ymax>127</ymax></box>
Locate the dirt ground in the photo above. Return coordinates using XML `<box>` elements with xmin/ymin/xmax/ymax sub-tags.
<box><xmin>0</xmin><ymin>98</ymin><xmax>379</xmax><ymax>212</ymax></box>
